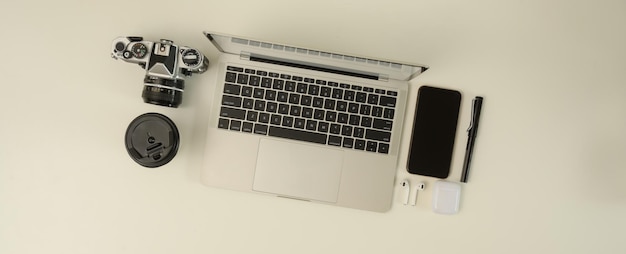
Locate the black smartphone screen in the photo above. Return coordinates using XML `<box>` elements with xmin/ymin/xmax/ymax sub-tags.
<box><xmin>407</xmin><ymin>86</ymin><xmax>461</xmax><ymax>178</ymax></box>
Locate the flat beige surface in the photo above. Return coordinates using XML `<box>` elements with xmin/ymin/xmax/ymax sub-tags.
<box><xmin>1</xmin><ymin>0</ymin><xmax>625</xmax><ymax>253</ymax></box>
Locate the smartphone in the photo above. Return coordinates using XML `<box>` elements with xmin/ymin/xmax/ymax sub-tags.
<box><xmin>407</xmin><ymin>86</ymin><xmax>461</xmax><ymax>178</ymax></box>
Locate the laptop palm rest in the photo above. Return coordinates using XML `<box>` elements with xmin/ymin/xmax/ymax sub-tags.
<box><xmin>252</xmin><ymin>138</ymin><xmax>343</xmax><ymax>203</ymax></box>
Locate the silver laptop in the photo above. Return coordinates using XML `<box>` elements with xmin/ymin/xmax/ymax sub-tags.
<box><xmin>200</xmin><ymin>31</ymin><xmax>427</xmax><ymax>212</ymax></box>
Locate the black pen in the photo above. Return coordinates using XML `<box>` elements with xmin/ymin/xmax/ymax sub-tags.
<box><xmin>460</xmin><ymin>96</ymin><xmax>483</xmax><ymax>183</ymax></box>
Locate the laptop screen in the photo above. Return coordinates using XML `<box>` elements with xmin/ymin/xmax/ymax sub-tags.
<box><xmin>204</xmin><ymin>32</ymin><xmax>428</xmax><ymax>82</ymax></box>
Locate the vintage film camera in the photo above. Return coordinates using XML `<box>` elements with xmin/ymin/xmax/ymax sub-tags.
<box><xmin>111</xmin><ymin>36</ymin><xmax>208</xmax><ymax>107</ymax></box>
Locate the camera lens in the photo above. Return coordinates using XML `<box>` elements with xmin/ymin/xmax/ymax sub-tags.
<box><xmin>142</xmin><ymin>76</ymin><xmax>185</xmax><ymax>108</ymax></box>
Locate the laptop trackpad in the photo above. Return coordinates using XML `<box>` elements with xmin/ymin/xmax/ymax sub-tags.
<box><xmin>253</xmin><ymin>138</ymin><xmax>343</xmax><ymax>203</ymax></box>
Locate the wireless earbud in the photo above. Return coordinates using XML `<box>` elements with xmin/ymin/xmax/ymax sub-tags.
<box><xmin>410</xmin><ymin>182</ymin><xmax>425</xmax><ymax>206</ymax></box>
<box><xmin>400</xmin><ymin>179</ymin><xmax>411</xmax><ymax>205</ymax></box>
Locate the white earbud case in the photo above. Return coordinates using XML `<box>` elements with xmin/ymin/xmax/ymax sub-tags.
<box><xmin>432</xmin><ymin>181</ymin><xmax>462</xmax><ymax>214</ymax></box>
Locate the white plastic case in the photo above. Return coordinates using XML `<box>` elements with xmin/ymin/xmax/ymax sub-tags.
<box><xmin>432</xmin><ymin>181</ymin><xmax>461</xmax><ymax>214</ymax></box>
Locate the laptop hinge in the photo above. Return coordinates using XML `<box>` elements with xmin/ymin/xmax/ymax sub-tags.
<box><xmin>378</xmin><ymin>74</ymin><xmax>389</xmax><ymax>82</ymax></box>
<box><xmin>240</xmin><ymin>51</ymin><xmax>251</xmax><ymax>61</ymax></box>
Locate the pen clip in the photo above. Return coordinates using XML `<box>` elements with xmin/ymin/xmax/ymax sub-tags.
<box><xmin>467</xmin><ymin>98</ymin><xmax>477</xmax><ymax>132</ymax></box>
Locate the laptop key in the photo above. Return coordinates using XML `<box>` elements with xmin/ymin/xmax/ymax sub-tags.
<box><xmin>306</xmin><ymin>120</ymin><xmax>317</xmax><ymax>131</ymax></box>
<box><xmin>342</xmin><ymin>137</ymin><xmax>354</xmax><ymax>148</ymax></box>
<box><xmin>241</xmin><ymin>86</ymin><xmax>253</xmax><ymax>97</ymax></box>
<box><xmin>220</xmin><ymin>107</ymin><xmax>246</xmax><ymax>120</ymax></box>
<box><xmin>230</xmin><ymin>120</ymin><xmax>242</xmax><ymax>131</ymax></box>
<box><xmin>371</xmin><ymin>106</ymin><xmax>382</xmax><ymax>117</ymax></box>
<box><xmin>268</xmin><ymin>126</ymin><xmax>327</xmax><ymax>145</ymax></box>
<box><xmin>354</xmin><ymin>139</ymin><xmax>366</xmax><ymax>150</ymax></box>
<box><xmin>341</xmin><ymin>125</ymin><xmax>353</xmax><ymax>136</ymax></box>
<box><xmin>246</xmin><ymin>111</ymin><xmax>258</xmax><ymax>122</ymax></box>
<box><xmin>355</xmin><ymin>92</ymin><xmax>367</xmax><ymax>103</ymax></box>
<box><xmin>330</xmin><ymin>123</ymin><xmax>341</xmax><ymax>134</ymax></box>
<box><xmin>253</xmin><ymin>88</ymin><xmax>265</xmax><ymax>99</ymax></box>
<box><xmin>270</xmin><ymin>114</ymin><xmax>282</xmax><ymax>125</ymax></box>
<box><xmin>273</xmin><ymin>79</ymin><xmax>284</xmax><ymax>90</ymax></box>
<box><xmin>225</xmin><ymin>72</ymin><xmax>237</xmax><ymax>82</ymax></box>
<box><xmin>285</xmin><ymin>81</ymin><xmax>296</xmax><ymax>92</ymax></box>
<box><xmin>313</xmin><ymin>109</ymin><xmax>325</xmax><ymax>120</ymax></box>
<box><xmin>258</xmin><ymin>113</ymin><xmax>270</xmax><ymax>123</ymax></box>
<box><xmin>312</xmin><ymin>97</ymin><xmax>324</xmax><ymax>108</ymax></box>
<box><xmin>223</xmin><ymin>83</ymin><xmax>241</xmax><ymax>95</ymax></box>
<box><xmin>366</xmin><ymin>141</ymin><xmax>378</xmax><ymax>152</ymax></box>
<box><xmin>337</xmin><ymin>113</ymin><xmax>348</xmax><ymax>124</ymax></box>
<box><xmin>261</xmin><ymin>77</ymin><xmax>272</xmax><ymax>88</ymax></box>
<box><xmin>361</xmin><ymin>116</ymin><xmax>372</xmax><ymax>127</ymax></box>
<box><xmin>332</xmin><ymin>88</ymin><xmax>343</xmax><ymax>99</ymax></box>
<box><xmin>324</xmin><ymin>99</ymin><xmax>336</xmax><ymax>110</ymax></box>
<box><xmin>378</xmin><ymin>143</ymin><xmax>389</xmax><ymax>154</ymax></box>
<box><xmin>289</xmin><ymin>93</ymin><xmax>300</xmax><ymax>104</ymax></box>
<box><xmin>265</xmin><ymin>90</ymin><xmax>277</xmax><ymax>101</ymax></box>
<box><xmin>344</xmin><ymin>90</ymin><xmax>355</xmax><ymax>101</ymax></box>
<box><xmin>266</xmin><ymin>102</ymin><xmax>277</xmax><ymax>113</ymax></box>
<box><xmin>249</xmin><ymin>75</ymin><xmax>260</xmax><ymax>86</ymax></box>
<box><xmin>328</xmin><ymin>135</ymin><xmax>342</xmax><ymax>146</ymax></box>
<box><xmin>278</xmin><ymin>104</ymin><xmax>289</xmax><ymax>114</ymax></box>
<box><xmin>293</xmin><ymin>118</ymin><xmax>305</xmax><ymax>129</ymax></box>
<box><xmin>300</xmin><ymin>95</ymin><xmax>312</xmax><ymax>106</ymax></box>
<box><xmin>348</xmin><ymin>103</ymin><xmax>359</xmax><ymax>113</ymax></box>
<box><xmin>222</xmin><ymin>95</ymin><xmax>242</xmax><ymax>107</ymax></box>
<box><xmin>383</xmin><ymin>108</ymin><xmax>395</xmax><ymax>119</ymax></box>
<box><xmin>365</xmin><ymin>129</ymin><xmax>391</xmax><ymax>142</ymax></box>
<box><xmin>243</xmin><ymin>98</ymin><xmax>254</xmax><ymax>109</ymax></box>
<box><xmin>297</xmin><ymin>83</ymin><xmax>308</xmax><ymax>93</ymax></box>
<box><xmin>277</xmin><ymin>92</ymin><xmax>288</xmax><ymax>102</ymax></box>
<box><xmin>302</xmin><ymin>107</ymin><xmax>313</xmax><ymax>118</ymax></box>
<box><xmin>353</xmin><ymin>127</ymin><xmax>365</xmax><ymax>138</ymax></box>
<box><xmin>227</xmin><ymin>66</ymin><xmax>244</xmax><ymax>72</ymax></box>
<box><xmin>373</xmin><ymin>119</ymin><xmax>393</xmax><ymax>131</ymax></box>
<box><xmin>320</xmin><ymin>87</ymin><xmax>332</xmax><ymax>97</ymax></box>
<box><xmin>349</xmin><ymin>115</ymin><xmax>360</xmax><ymax>126</ymax></box>
<box><xmin>218</xmin><ymin>118</ymin><xmax>229</xmax><ymax>129</ymax></box>
<box><xmin>318</xmin><ymin>122</ymin><xmax>329</xmax><ymax>133</ymax></box>
<box><xmin>325</xmin><ymin>111</ymin><xmax>337</xmax><ymax>122</ymax></box>
<box><xmin>254</xmin><ymin>124</ymin><xmax>268</xmax><ymax>135</ymax></box>
<box><xmin>254</xmin><ymin>100</ymin><xmax>265</xmax><ymax>111</ymax></box>
<box><xmin>242</xmin><ymin>122</ymin><xmax>253</xmax><ymax>133</ymax></box>
<box><xmin>308</xmin><ymin>84</ymin><xmax>320</xmax><ymax>96</ymax></box>
<box><xmin>379</xmin><ymin>96</ymin><xmax>397</xmax><ymax>107</ymax></box>
<box><xmin>367</xmin><ymin>94</ymin><xmax>379</xmax><ymax>105</ymax></box>
<box><xmin>237</xmin><ymin>74</ymin><xmax>249</xmax><ymax>84</ymax></box>
<box><xmin>360</xmin><ymin>104</ymin><xmax>371</xmax><ymax>115</ymax></box>
<box><xmin>282</xmin><ymin>116</ymin><xmax>294</xmax><ymax>127</ymax></box>
<box><xmin>290</xmin><ymin>105</ymin><xmax>301</xmax><ymax>116</ymax></box>
<box><xmin>336</xmin><ymin>101</ymin><xmax>347</xmax><ymax>112</ymax></box>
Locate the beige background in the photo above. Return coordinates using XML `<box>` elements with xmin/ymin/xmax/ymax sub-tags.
<box><xmin>1</xmin><ymin>0</ymin><xmax>625</xmax><ymax>253</ymax></box>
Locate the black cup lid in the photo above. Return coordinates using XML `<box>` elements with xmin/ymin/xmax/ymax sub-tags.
<box><xmin>125</xmin><ymin>113</ymin><xmax>179</xmax><ymax>168</ymax></box>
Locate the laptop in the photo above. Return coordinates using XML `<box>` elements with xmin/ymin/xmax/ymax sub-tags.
<box><xmin>200</xmin><ymin>31</ymin><xmax>427</xmax><ymax>212</ymax></box>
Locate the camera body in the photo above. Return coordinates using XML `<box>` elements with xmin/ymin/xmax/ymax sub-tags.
<box><xmin>111</xmin><ymin>36</ymin><xmax>208</xmax><ymax>107</ymax></box>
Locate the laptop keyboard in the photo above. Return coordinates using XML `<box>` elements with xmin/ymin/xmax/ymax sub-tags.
<box><xmin>217</xmin><ymin>65</ymin><xmax>397</xmax><ymax>154</ymax></box>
